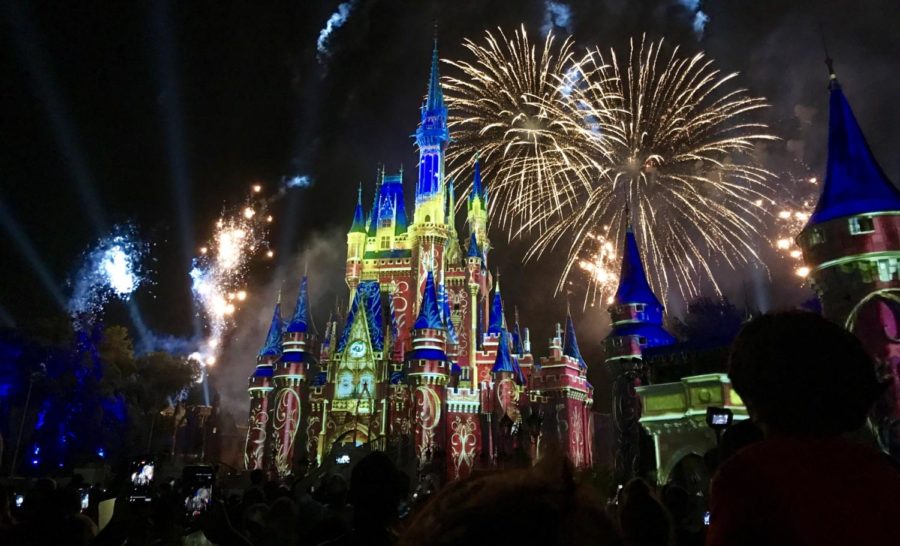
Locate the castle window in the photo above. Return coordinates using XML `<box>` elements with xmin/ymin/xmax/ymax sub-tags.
<box><xmin>849</xmin><ymin>216</ymin><xmax>875</xmax><ymax>235</ymax></box>
<box><xmin>638</xmin><ymin>336</ymin><xmax>647</xmax><ymax>346</ymax></box>
<box><xmin>380</xmin><ymin>236</ymin><xmax>391</xmax><ymax>249</ymax></box>
<box><xmin>381</xmin><ymin>218</ymin><xmax>392</xmax><ymax>228</ymax></box>
<box><xmin>425</xmin><ymin>215</ymin><xmax>431</xmax><ymax>223</ymax></box>
<box><xmin>805</xmin><ymin>229</ymin><xmax>825</xmax><ymax>246</ymax></box>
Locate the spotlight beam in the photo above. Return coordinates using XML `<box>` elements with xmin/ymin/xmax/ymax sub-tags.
<box><xmin>150</xmin><ymin>0</ymin><xmax>200</xmax><ymax>337</ymax></box>
<box><xmin>0</xmin><ymin>198</ymin><xmax>67</xmax><ymax>308</ymax></box>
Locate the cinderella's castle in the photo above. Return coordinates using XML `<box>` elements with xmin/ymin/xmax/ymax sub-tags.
<box><xmin>243</xmin><ymin>43</ymin><xmax>597</xmax><ymax>480</ymax></box>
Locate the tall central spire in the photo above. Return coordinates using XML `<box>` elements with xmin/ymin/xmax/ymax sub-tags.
<box><xmin>414</xmin><ymin>38</ymin><xmax>450</xmax><ymax>224</ymax></box>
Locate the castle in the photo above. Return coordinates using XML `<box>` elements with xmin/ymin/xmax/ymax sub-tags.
<box><xmin>243</xmin><ymin>43</ymin><xmax>595</xmax><ymax>480</ymax></box>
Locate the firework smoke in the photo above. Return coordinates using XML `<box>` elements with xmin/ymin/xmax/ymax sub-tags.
<box><xmin>317</xmin><ymin>1</ymin><xmax>358</xmax><ymax>64</ymax></box>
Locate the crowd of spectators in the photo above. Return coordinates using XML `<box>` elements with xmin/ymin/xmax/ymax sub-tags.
<box><xmin>1</xmin><ymin>311</ymin><xmax>898</xmax><ymax>545</ymax></box>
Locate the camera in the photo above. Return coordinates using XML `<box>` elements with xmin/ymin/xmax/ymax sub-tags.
<box><xmin>706</xmin><ymin>406</ymin><xmax>733</xmax><ymax>430</ymax></box>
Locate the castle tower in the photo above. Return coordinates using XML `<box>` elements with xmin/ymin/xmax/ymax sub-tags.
<box><xmin>346</xmin><ymin>186</ymin><xmax>367</xmax><ymax>296</ymax></box>
<box><xmin>271</xmin><ymin>276</ymin><xmax>316</xmax><ymax>477</ymax></box>
<box><xmin>605</xmin><ymin>214</ymin><xmax>675</xmax><ymax>482</ymax></box>
<box><xmin>467</xmin><ymin>155</ymin><xmax>490</xmax><ymax>257</ymax></box>
<box><xmin>413</xmin><ymin>40</ymin><xmax>450</xmax><ymax>226</ymax></box>
<box><xmin>797</xmin><ymin>65</ymin><xmax>900</xmax><ymax>449</ymax></box>
<box><xmin>406</xmin><ymin>270</ymin><xmax>451</xmax><ymax>468</ymax></box>
<box><xmin>245</xmin><ymin>299</ymin><xmax>283</xmax><ymax>470</ymax></box>
<box><xmin>490</xmin><ymin>327</ymin><xmax>524</xmax><ymax>465</ymax></box>
<box><xmin>532</xmin><ymin>314</ymin><xmax>594</xmax><ymax>467</ymax></box>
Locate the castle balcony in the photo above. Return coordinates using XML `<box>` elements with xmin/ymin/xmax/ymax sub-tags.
<box><xmin>330</xmin><ymin>398</ymin><xmax>376</xmax><ymax>415</ymax></box>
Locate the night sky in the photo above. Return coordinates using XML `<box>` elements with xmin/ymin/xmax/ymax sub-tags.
<box><xmin>2</xmin><ymin>1</ymin><xmax>899</xmax><ymax>410</ymax></box>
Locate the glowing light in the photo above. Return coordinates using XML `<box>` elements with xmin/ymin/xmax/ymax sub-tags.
<box><xmin>796</xmin><ymin>266</ymin><xmax>810</xmax><ymax>278</ymax></box>
<box><xmin>191</xmin><ymin>190</ymin><xmax>271</xmax><ymax>366</ymax></box>
<box><xmin>68</xmin><ymin>224</ymin><xmax>148</xmax><ymax>321</ymax></box>
<box><xmin>446</xmin><ymin>30</ymin><xmax>775</xmax><ymax>304</ymax></box>
<box><xmin>266</xmin><ymin>250</ymin><xmax>274</xmax><ymax>258</ymax></box>
<box><xmin>284</xmin><ymin>175</ymin><xmax>312</xmax><ymax>188</ymax></box>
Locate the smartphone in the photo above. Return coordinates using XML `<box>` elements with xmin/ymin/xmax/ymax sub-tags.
<box><xmin>183</xmin><ymin>465</ymin><xmax>215</xmax><ymax>519</ymax></box>
<box><xmin>128</xmin><ymin>458</ymin><xmax>155</xmax><ymax>503</ymax></box>
<box><xmin>15</xmin><ymin>494</ymin><xmax>24</xmax><ymax>508</ymax></box>
<box><xmin>703</xmin><ymin>511</ymin><xmax>711</xmax><ymax>526</ymax></box>
<box><xmin>80</xmin><ymin>488</ymin><xmax>90</xmax><ymax>511</ymax></box>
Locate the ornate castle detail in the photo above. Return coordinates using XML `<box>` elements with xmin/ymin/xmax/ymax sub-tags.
<box><xmin>243</xmin><ymin>42</ymin><xmax>595</xmax><ymax>480</ymax></box>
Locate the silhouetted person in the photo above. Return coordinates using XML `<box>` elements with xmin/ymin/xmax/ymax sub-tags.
<box><xmin>708</xmin><ymin>311</ymin><xmax>900</xmax><ymax>546</ymax></box>
<box><xmin>661</xmin><ymin>484</ymin><xmax>703</xmax><ymax>546</ymax></box>
<box><xmin>618</xmin><ymin>478</ymin><xmax>673</xmax><ymax>546</ymax></box>
<box><xmin>400</xmin><ymin>458</ymin><xmax>621</xmax><ymax>546</ymax></box>
<box><xmin>326</xmin><ymin>451</ymin><xmax>407</xmax><ymax>546</ymax></box>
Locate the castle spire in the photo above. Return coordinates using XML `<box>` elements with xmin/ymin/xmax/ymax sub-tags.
<box><xmin>488</xmin><ymin>273</ymin><xmax>504</xmax><ymax>334</ymax></box>
<box><xmin>804</xmin><ymin>63</ymin><xmax>900</xmax><ymax>227</ymax></box>
<box><xmin>563</xmin><ymin>310</ymin><xmax>586</xmax><ymax>369</ymax></box>
<box><xmin>615</xmin><ymin>216</ymin><xmax>661</xmax><ymax>309</ymax></box>
<box><xmin>414</xmin><ymin>271</ymin><xmax>444</xmax><ymax>330</ymax></box>
<box><xmin>425</xmin><ymin>36</ymin><xmax>445</xmax><ymax>114</ymax></box>
<box><xmin>259</xmin><ymin>299</ymin><xmax>284</xmax><ymax>357</ymax></box>
<box><xmin>350</xmin><ymin>183</ymin><xmax>366</xmax><ymax>233</ymax></box>
<box><xmin>471</xmin><ymin>153</ymin><xmax>485</xmax><ymax>204</ymax></box>
<box><xmin>286</xmin><ymin>275</ymin><xmax>309</xmax><ymax>333</ymax></box>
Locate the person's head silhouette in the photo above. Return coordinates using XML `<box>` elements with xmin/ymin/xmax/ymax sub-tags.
<box><xmin>729</xmin><ymin>311</ymin><xmax>885</xmax><ymax>436</ymax></box>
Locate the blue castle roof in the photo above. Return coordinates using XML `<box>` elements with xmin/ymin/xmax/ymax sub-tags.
<box><xmin>470</xmin><ymin>156</ymin><xmax>485</xmax><ymax>204</ymax></box>
<box><xmin>416</xmin><ymin>41</ymin><xmax>449</xmax><ymax>148</ymax></box>
<box><xmin>350</xmin><ymin>185</ymin><xmax>366</xmax><ymax>233</ymax></box>
<box><xmin>258</xmin><ymin>301</ymin><xmax>284</xmax><ymax>357</ymax></box>
<box><xmin>415</xmin><ymin>271</ymin><xmax>444</xmax><ymax>330</ymax></box>
<box><xmin>806</xmin><ymin>79</ymin><xmax>900</xmax><ymax>226</ymax></box>
<box><xmin>369</xmin><ymin>172</ymin><xmax>409</xmax><ymax>236</ymax></box>
<box><xmin>337</xmin><ymin>281</ymin><xmax>384</xmax><ymax>353</ymax></box>
<box><xmin>467</xmin><ymin>232</ymin><xmax>481</xmax><ymax>258</ymax></box>
<box><xmin>488</xmin><ymin>278</ymin><xmax>504</xmax><ymax>334</ymax></box>
<box><xmin>615</xmin><ymin>227</ymin><xmax>662</xmax><ymax>310</ymax></box>
<box><xmin>563</xmin><ymin>313</ymin><xmax>587</xmax><ymax>369</ymax></box>
<box><xmin>491</xmin><ymin>328</ymin><xmax>517</xmax><ymax>374</ymax></box>
<box><xmin>286</xmin><ymin>276</ymin><xmax>310</xmax><ymax>333</ymax></box>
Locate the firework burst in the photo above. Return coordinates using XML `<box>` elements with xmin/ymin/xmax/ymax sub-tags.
<box><xmin>446</xmin><ymin>30</ymin><xmax>777</xmax><ymax>304</ymax></box>
<box><xmin>190</xmin><ymin>185</ymin><xmax>273</xmax><ymax>366</ymax></box>
<box><xmin>762</xmin><ymin>173</ymin><xmax>819</xmax><ymax>278</ymax></box>
<box><xmin>69</xmin><ymin>224</ymin><xmax>148</xmax><ymax>322</ymax></box>
<box><xmin>443</xmin><ymin>25</ymin><xmax>612</xmax><ymax>237</ymax></box>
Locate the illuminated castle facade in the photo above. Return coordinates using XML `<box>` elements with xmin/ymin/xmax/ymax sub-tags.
<box><xmin>797</xmin><ymin>66</ymin><xmax>900</xmax><ymax>454</ymax></box>
<box><xmin>244</xmin><ymin>44</ymin><xmax>595</xmax><ymax>479</ymax></box>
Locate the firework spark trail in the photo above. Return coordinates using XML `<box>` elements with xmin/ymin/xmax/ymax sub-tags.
<box><xmin>68</xmin><ymin>224</ymin><xmax>148</xmax><ymax>323</ymax></box>
<box><xmin>446</xmin><ymin>29</ymin><xmax>777</xmax><ymax>305</ymax></box>
<box><xmin>444</xmin><ymin>26</ymin><xmax>613</xmax><ymax>239</ymax></box>
<box><xmin>190</xmin><ymin>185</ymin><xmax>273</xmax><ymax>368</ymax></box>
<box><xmin>762</xmin><ymin>172</ymin><xmax>819</xmax><ymax>278</ymax></box>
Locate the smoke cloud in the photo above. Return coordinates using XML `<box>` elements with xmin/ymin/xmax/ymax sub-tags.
<box><xmin>212</xmin><ymin>228</ymin><xmax>347</xmax><ymax>420</ymax></box>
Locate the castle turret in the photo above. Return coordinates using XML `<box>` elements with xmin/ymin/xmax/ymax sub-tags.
<box><xmin>605</xmin><ymin>212</ymin><xmax>674</xmax><ymax>482</ymax></box>
<box><xmin>532</xmin><ymin>313</ymin><xmax>594</xmax><ymax>467</ymax></box>
<box><xmin>245</xmin><ymin>298</ymin><xmax>283</xmax><ymax>470</ymax></box>
<box><xmin>467</xmin><ymin>155</ymin><xmax>490</xmax><ymax>257</ymax></box>
<box><xmin>346</xmin><ymin>186</ymin><xmax>367</xmax><ymax>295</ymax></box>
<box><xmin>797</xmin><ymin>64</ymin><xmax>900</xmax><ymax>451</ymax></box>
<box><xmin>406</xmin><ymin>271</ymin><xmax>451</xmax><ymax>467</ymax></box>
<box><xmin>271</xmin><ymin>276</ymin><xmax>316</xmax><ymax>476</ymax></box>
